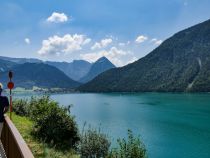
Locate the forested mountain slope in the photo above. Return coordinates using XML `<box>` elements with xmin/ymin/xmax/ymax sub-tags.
<box><xmin>78</xmin><ymin>19</ymin><xmax>210</xmax><ymax>92</ymax></box>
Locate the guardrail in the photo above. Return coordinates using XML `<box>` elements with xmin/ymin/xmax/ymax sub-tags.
<box><xmin>1</xmin><ymin>116</ymin><xmax>34</xmax><ymax>158</ymax></box>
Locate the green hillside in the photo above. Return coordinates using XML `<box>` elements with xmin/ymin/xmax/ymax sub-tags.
<box><xmin>1</xmin><ymin>63</ymin><xmax>81</xmax><ymax>89</ymax></box>
<box><xmin>78</xmin><ymin>19</ymin><xmax>210</xmax><ymax>92</ymax></box>
<box><xmin>79</xmin><ymin>57</ymin><xmax>115</xmax><ymax>83</ymax></box>
<box><xmin>0</xmin><ymin>59</ymin><xmax>16</xmax><ymax>72</ymax></box>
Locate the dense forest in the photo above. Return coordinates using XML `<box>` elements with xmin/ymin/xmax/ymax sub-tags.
<box><xmin>78</xmin><ymin>19</ymin><xmax>210</xmax><ymax>92</ymax></box>
<box><xmin>1</xmin><ymin>63</ymin><xmax>81</xmax><ymax>89</ymax></box>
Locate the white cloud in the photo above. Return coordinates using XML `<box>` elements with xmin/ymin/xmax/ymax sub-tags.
<box><xmin>101</xmin><ymin>38</ymin><xmax>112</xmax><ymax>47</ymax></box>
<box><xmin>151</xmin><ymin>38</ymin><xmax>163</xmax><ymax>45</ymax></box>
<box><xmin>24</xmin><ymin>38</ymin><xmax>30</xmax><ymax>44</ymax></box>
<box><xmin>80</xmin><ymin>47</ymin><xmax>133</xmax><ymax>66</ymax></box>
<box><xmin>135</xmin><ymin>35</ymin><xmax>148</xmax><ymax>44</ymax></box>
<box><xmin>91</xmin><ymin>38</ymin><xmax>112</xmax><ymax>50</ymax></box>
<box><xmin>151</xmin><ymin>38</ymin><xmax>157</xmax><ymax>42</ymax></box>
<box><xmin>38</xmin><ymin>34</ymin><xmax>91</xmax><ymax>56</ymax></box>
<box><xmin>91</xmin><ymin>42</ymin><xmax>101</xmax><ymax>50</ymax></box>
<box><xmin>83</xmin><ymin>38</ymin><xmax>92</xmax><ymax>45</ymax></box>
<box><xmin>126</xmin><ymin>57</ymin><xmax>138</xmax><ymax>64</ymax></box>
<box><xmin>155</xmin><ymin>40</ymin><xmax>163</xmax><ymax>45</ymax></box>
<box><xmin>119</xmin><ymin>41</ymin><xmax>130</xmax><ymax>47</ymax></box>
<box><xmin>47</xmin><ymin>12</ymin><xmax>68</xmax><ymax>23</ymax></box>
<box><xmin>119</xmin><ymin>43</ymin><xmax>126</xmax><ymax>46</ymax></box>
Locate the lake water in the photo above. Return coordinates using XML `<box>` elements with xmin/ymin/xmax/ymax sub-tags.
<box><xmin>16</xmin><ymin>93</ymin><xmax>210</xmax><ymax>158</ymax></box>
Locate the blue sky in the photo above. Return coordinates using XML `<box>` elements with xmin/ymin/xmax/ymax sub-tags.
<box><xmin>0</xmin><ymin>0</ymin><xmax>210</xmax><ymax>66</ymax></box>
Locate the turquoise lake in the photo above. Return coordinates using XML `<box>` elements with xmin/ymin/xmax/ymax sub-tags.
<box><xmin>17</xmin><ymin>93</ymin><xmax>210</xmax><ymax>158</ymax></box>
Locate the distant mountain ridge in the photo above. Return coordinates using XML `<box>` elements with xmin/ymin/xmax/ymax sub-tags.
<box><xmin>0</xmin><ymin>56</ymin><xmax>42</xmax><ymax>64</ymax></box>
<box><xmin>0</xmin><ymin>59</ymin><xmax>16</xmax><ymax>72</ymax></box>
<box><xmin>0</xmin><ymin>56</ymin><xmax>116</xmax><ymax>83</ymax></box>
<box><xmin>0</xmin><ymin>55</ymin><xmax>116</xmax><ymax>89</ymax></box>
<box><xmin>0</xmin><ymin>56</ymin><xmax>92</xmax><ymax>81</ymax></box>
<box><xmin>1</xmin><ymin>63</ymin><xmax>81</xmax><ymax>89</ymax></box>
<box><xmin>79</xmin><ymin>57</ymin><xmax>116</xmax><ymax>83</ymax></box>
<box><xmin>78</xmin><ymin>19</ymin><xmax>210</xmax><ymax>92</ymax></box>
<box><xmin>46</xmin><ymin>60</ymin><xmax>92</xmax><ymax>81</ymax></box>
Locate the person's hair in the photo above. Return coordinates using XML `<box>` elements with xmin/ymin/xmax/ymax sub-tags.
<box><xmin>0</xmin><ymin>83</ymin><xmax>3</xmax><ymax>94</ymax></box>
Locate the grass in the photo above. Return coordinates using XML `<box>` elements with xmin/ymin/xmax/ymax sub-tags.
<box><xmin>11</xmin><ymin>113</ymin><xmax>80</xmax><ymax>158</ymax></box>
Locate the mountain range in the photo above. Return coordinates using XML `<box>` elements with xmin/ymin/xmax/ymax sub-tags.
<box><xmin>45</xmin><ymin>60</ymin><xmax>92</xmax><ymax>81</ymax></box>
<box><xmin>79</xmin><ymin>57</ymin><xmax>115</xmax><ymax>83</ymax></box>
<box><xmin>0</xmin><ymin>62</ymin><xmax>81</xmax><ymax>89</ymax></box>
<box><xmin>0</xmin><ymin>59</ymin><xmax>16</xmax><ymax>72</ymax></box>
<box><xmin>1</xmin><ymin>19</ymin><xmax>210</xmax><ymax>92</ymax></box>
<box><xmin>0</xmin><ymin>56</ymin><xmax>42</xmax><ymax>64</ymax></box>
<box><xmin>0</xmin><ymin>56</ymin><xmax>115</xmax><ymax>89</ymax></box>
<box><xmin>78</xmin><ymin>19</ymin><xmax>210</xmax><ymax>92</ymax></box>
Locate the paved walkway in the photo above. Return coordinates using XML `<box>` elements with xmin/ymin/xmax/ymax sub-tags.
<box><xmin>0</xmin><ymin>141</ymin><xmax>6</xmax><ymax>158</ymax></box>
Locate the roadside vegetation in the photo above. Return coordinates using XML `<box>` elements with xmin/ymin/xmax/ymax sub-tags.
<box><xmin>12</xmin><ymin>113</ymin><xmax>79</xmax><ymax>158</ymax></box>
<box><xmin>12</xmin><ymin>96</ymin><xmax>147</xmax><ymax>158</ymax></box>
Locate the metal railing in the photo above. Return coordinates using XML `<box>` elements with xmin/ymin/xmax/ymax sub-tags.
<box><xmin>1</xmin><ymin>116</ymin><xmax>34</xmax><ymax>158</ymax></box>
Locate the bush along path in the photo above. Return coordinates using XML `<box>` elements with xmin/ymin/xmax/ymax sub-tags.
<box><xmin>12</xmin><ymin>96</ymin><xmax>147</xmax><ymax>158</ymax></box>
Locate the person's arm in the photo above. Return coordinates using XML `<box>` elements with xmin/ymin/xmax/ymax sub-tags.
<box><xmin>3</xmin><ymin>97</ymin><xmax>9</xmax><ymax>114</ymax></box>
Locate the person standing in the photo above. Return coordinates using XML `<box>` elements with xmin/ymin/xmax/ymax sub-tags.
<box><xmin>0</xmin><ymin>83</ymin><xmax>9</xmax><ymax>136</ymax></box>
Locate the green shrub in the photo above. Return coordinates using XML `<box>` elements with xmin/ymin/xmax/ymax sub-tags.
<box><xmin>28</xmin><ymin>96</ymin><xmax>57</xmax><ymax>122</ymax></box>
<box><xmin>13</xmin><ymin>96</ymin><xmax>80</xmax><ymax>149</ymax></box>
<box><xmin>28</xmin><ymin>96</ymin><xmax>79</xmax><ymax>148</ymax></box>
<box><xmin>34</xmin><ymin>105</ymin><xmax>79</xmax><ymax>148</ymax></box>
<box><xmin>108</xmin><ymin>130</ymin><xmax>147</xmax><ymax>158</ymax></box>
<box><xmin>79</xmin><ymin>124</ymin><xmax>111</xmax><ymax>158</ymax></box>
<box><xmin>13</xmin><ymin>99</ymin><xmax>29</xmax><ymax>116</ymax></box>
